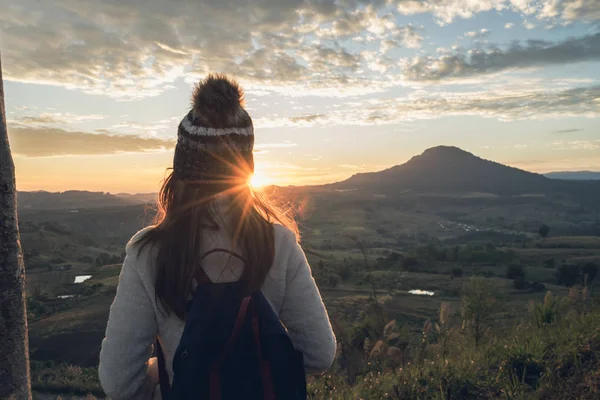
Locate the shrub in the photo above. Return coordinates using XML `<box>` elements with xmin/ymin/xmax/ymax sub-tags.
<box><xmin>539</xmin><ymin>224</ymin><xmax>550</xmax><ymax>239</ymax></box>
<box><xmin>461</xmin><ymin>277</ymin><xmax>501</xmax><ymax>348</ymax></box>
<box><xmin>529</xmin><ymin>291</ymin><xmax>566</xmax><ymax>328</ymax></box>
<box><xmin>530</xmin><ymin>281</ymin><xmax>546</xmax><ymax>292</ymax></box>
<box><xmin>556</xmin><ymin>264</ymin><xmax>581</xmax><ymax>287</ymax></box>
<box><xmin>581</xmin><ymin>262</ymin><xmax>599</xmax><ymax>285</ymax></box>
<box><xmin>513</xmin><ymin>276</ymin><xmax>526</xmax><ymax>290</ymax></box>
<box><xmin>338</xmin><ymin>263</ymin><xmax>352</xmax><ymax>282</ymax></box>
<box><xmin>451</xmin><ymin>267</ymin><xmax>463</xmax><ymax>278</ymax></box>
<box><xmin>507</xmin><ymin>264</ymin><xmax>526</xmax><ymax>280</ymax></box>
<box><xmin>402</xmin><ymin>257</ymin><xmax>420</xmax><ymax>272</ymax></box>
<box><xmin>326</xmin><ymin>274</ymin><xmax>340</xmax><ymax>288</ymax></box>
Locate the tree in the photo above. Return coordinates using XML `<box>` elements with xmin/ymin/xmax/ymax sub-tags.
<box><xmin>555</xmin><ymin>264</ymin><xmax>580</xmax><ymax>287</ymax></box>
<box><xmin>581</xmin><ymin>262</ymin><xmax>599</xmax><ymax>286</ymax></box>
<box><xmin>0</xmin><ymin>54</ymin><xmax>32</xmax><ymax>399</ymax></box>
<box><xmin>338</xmin><ymin>262</ymin><xmax>352</xmax><ymax>282</ymax></box>
<box><xmin>402</xmin><ymin>257</ymin><xmax>420</xmax><ymax>272</ymax></box>
<box><xmin>461</xmin><ymin>277</ymin><xmax>501</xmax><ymax>348</ymax></box>
<box><xmin>539</xmin><ymin>224</ymin><xmax>550</xmax><ymax>239</ymax></box>
<box><xmin>451</xmin><ymin>267</ymin><xmax>463</xmax><ymax>278</ymax></box>
<box><xmin>506</xmin><ymin>264</ymin><xmax>525</xmax><ymax>280</ymax></box>
<box><xmin>513</xmin><ymin>275</ymin><xmax>526</xmax><ymax>290</ymax></box>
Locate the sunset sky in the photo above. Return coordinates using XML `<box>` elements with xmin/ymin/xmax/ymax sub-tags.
<box><xmin>1</xmin><ymin>0</ymin><xmax>599</xmax><ymax>193</ymax></box>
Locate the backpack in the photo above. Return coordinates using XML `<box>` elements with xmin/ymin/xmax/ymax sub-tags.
<box><xmin>155</xmin><ymin>249</ymin><xmax>307</xmax><ymax>400</ymax></box>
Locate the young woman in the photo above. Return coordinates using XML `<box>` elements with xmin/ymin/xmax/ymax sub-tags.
<box><xmin>98</xmin><ymin>74</ymin><xmax>336</xmax><ymax>399</ymax></box>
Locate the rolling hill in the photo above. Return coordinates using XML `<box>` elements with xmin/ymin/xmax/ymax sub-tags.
<box><xmin>17</xmin><ymin>147</ymin><xmax>600</xmax><ymax>210</ymax></box>
<box><xmin>17</xmin><ymin>190</ymin><xmax>153</xmax><ymax>210</ymax></box>
<box><xmin>545</xmin><ymin>171</ymin><xmax>600</xmax><ymax>180</ymax></box>
<box><xmin>331</xmin><ymin>146</ymin><xmax>600</xmax><ymax>203</ymax></box>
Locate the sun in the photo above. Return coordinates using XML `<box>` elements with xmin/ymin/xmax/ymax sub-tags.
<box><xmin>249</xmin><ymin>172</ymin><xmax>270</xmax><ymax>188</ymax></box>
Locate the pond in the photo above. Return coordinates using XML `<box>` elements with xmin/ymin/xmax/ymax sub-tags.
<box><xmin>409</xmin><ymin>289</ymin><xmax>435</xmax><ymax>296</ymax></box>
<box><xmin>74</xmin><ymin>275</ymin><xmax>92</xmax><ymax>284</ymax></box>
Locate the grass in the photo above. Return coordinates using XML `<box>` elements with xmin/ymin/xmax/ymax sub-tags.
<box><xmin>31</xmin><ymin>361</ymin><xmax>104</xmax><ymax>398</ymax></box>
<box><xmin>21</xmin><ymin>190</ymin><xmax>600</xmax><ymax>398</ymax></box>
<box><xmin>34</xmin><ymin>291</ymin><xmax>600</xmax><ymax>400</ymax></box>
<box><xmin>307</xmin><ymin>294</ymin><xmax>600</xmax><ymax>399</ymax></box>
<box><xmin>534</xmin><ymin>236</ymin><xmax>600</xmax><ymax>249</ymax></box>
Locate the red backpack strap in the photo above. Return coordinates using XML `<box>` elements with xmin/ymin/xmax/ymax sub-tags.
<box><xmin>209</xmin><ymin>295</ymin><xmax>253</xmax><ymax>400</ymax></box>
<box><xmin>252</xmin><ymin>303</ymin><xmax>276</xmax><ymax>400</ymax></box>
<box><xmin>194</xmin><ymin>265</ymin><xmax>212</xmax><ymax>285</ymax></box>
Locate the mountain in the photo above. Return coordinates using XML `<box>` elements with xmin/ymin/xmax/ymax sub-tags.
<box><xmin>333</xmin><ymin>146</ymin><xmax>600</xmax><ymax>201</ymax></box>
<box><xmin>16</xmin><ymin>147</ymin><xmax>600</xmax><ymax>209</ymax></box>
<box><xmin>545</xmin><ymin>171</ymin><xmax>600</xmax><ymax>181</ymax></box>
<box><xmin>17</xmin><ymin>190</ymin><xmax>152</xmax><ymax>210</ymax></box>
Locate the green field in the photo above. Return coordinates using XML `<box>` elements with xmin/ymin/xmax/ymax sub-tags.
<box><xmin>20</xmin><ymin>188</ymin><xmax>600</xmax><ymax>398</ymax></box>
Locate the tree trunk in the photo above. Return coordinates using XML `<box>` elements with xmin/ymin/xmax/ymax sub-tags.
<box><xmin>0</xmin><ymin>54</ymin><xmax>32</xmax><ymax>399</ymax></box>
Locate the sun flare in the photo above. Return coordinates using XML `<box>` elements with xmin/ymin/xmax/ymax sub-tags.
<box><xmin>249</xmin><ymin>172</ymin><xmax>270</xmax><ymax>188</ymax></box>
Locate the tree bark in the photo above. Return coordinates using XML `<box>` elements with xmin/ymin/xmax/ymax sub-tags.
<box><xmin>0</xmin><ymin>54</ymin><xmax>32</xmax><ymax>399</ymax></box>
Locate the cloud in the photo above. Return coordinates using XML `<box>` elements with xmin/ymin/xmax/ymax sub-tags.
<box><xmin>256</xmin><ymin>85</ymin><xmax>600</xmax><ymax>127</ymax></box>
<box><xmin>465</xmin><ymin>29</ymin><xmax>491</xmax><ymax>39</ymax></box>
<box><xmin>8</xmin><ymin>126</ymin><xmax>174</xmax><ymax>157</ymax></box>
<box><xmin>505</xmin><ymin>23</ymin><xmax>515</xmax><ymax>29</ymax></box>
<box><xmin>395</xmin><ymin>0</ymin><xmax>600</xmax><ymax>24</ymax></box>
<box><xmin>254</xmin><ymin>143</ymin><xmax>298</xmax><ymax>150</ymax></box>
<box><xmin>404</xmin><ymin>32</ymin><xmax>600</xmax><ymax>81</ymax></box>
<box><xmin>555</xmin><ymin>128</ymin><xmax>583</xmax><ymax>133</ymax></box>
<box><xmin>396</xmin><ymin>0</ymin><xmax>506</xmax><ymax>24</ymax></box>
<box><xmin>9</xmin><ymin>112</ymin><xmax>106</xmax><ymax>126</ymax></box>
<box><xmin>368</xmin><ymin>85</ymin><xmax>600</xmax><ymax>122</ymax></box>
<box><xmin>289</xmin><ymin>114</ymin><xmax>328</xmax><ymax>124</ymax></box>
<box><xmin>538</xmin><ymin>0</ymin><xmax>600</xmax><ymax>23</ymax></box>
<box><xmin>2</xmin><ymin>0</ymin><xmax>599</xmax><ymax>101</ymax></box>
<box><xmin>0</xmin><ymin>0</ymin><xmax>415</xmax><ymax>99</ymax></box>
<box><xmin>551</xmin><ymin>140</ymin><xmax>600</xmax><ymax>150</ymax></box>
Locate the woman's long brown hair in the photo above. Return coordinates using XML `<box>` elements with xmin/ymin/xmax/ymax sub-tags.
<box><xmin>136</xmin><ymin>173</ymin><xmax>298</xmax><ymax>320</ymax></box>
<box><xmin>135</xmin><ymin>74</ymin><xmax>297</xmax><ymax>320</ymax></box>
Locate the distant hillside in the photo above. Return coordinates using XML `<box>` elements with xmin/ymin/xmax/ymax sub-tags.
<box><xmin>545</xmin><ymin>171</ymin><xmax>600</xmax><ymax>180</ymax></box>
<box><xmin>18</xmin><ymin>190</ymin><xmax>152</xmax><ymax>210</ymax></box>
<box><xmin>332</xmin><ymin>146</ymin><xmax>600</xmax><ymax>202</ymax></box>
<box><xmin>17</xmin><ymin>147</ymin><xmax>600</xmax><ymax>210</ymax></box>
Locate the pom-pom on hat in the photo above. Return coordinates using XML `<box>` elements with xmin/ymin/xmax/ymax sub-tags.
<box><xmin>173</xmin><ymin>73</ymin><xmax>254</xmax><ymax>183</ymax></box>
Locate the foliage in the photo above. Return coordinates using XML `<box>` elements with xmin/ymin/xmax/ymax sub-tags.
<box><xmin>556</xmin><ymin>263</ymin><xmax>581</xmax><ymax>287</ymax></box>
<box><xmin>338</xmin><ymin>262</ymin><xmax>352</xmax><ymax>282</ymax></box>
<box><xmin>402</xmin><ymin>257</ymin><xmax>421</xmax><ymax>272</ymax></box>
<box><xmin>539</xmin><ymin>224</ymin><xmax>550</xmax><ymax>239</ymax></box>
<box><xmin>460</xmin><ymin>277</ymin><xmax>501</xmax><ymax>348</ymax></box>
<box><xmin>513</xmin><ymin>275</ymin><xmax>526</xmax><ymax>290</ymax></box>
<box><xmin>506</xmin><ymin>264</ymin><xmax>526</xmax><ymax>279</ymax></box>
<box><xmin>451</xmin><ymin>267</ymin><xmax>463</xmax><ymax>278</ymax></box>
<box><xmin>543</xmin><ymin>258</ymin><xmax>556</xmax><ymax>269</ymax></box>
<box><xmin>581</xmin><ymin>262</ymin><xmax>599</xmax><ymax>285</ymax></box>
<box><xmin>307</xmin><ymin>295</ymin><xmax>600</xmax><ymax>400</ymax></box>
<box><xmin>30</xmin><ymin>361</ymin><xmax>104</xmax><ymax>397</ymax></box>
<box><xmin>529</xmin><ymin>291</ymin><xmax>567</xmax><ymax>328</ymax></box>
<box><xmin>95</xmin><ymin>253</ymin><xmax>122</xmax><ymax>268</ymax></box>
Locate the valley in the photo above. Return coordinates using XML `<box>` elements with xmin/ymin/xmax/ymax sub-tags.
<box><xmin>21</xmin><ymin>147</ymin><xmax>600</xmax><ymax>398</ymax></box>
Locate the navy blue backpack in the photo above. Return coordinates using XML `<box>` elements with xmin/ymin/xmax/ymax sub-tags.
<box><xmin>155</xmin><ymin>249</ymin><xmax>307</xmax><ymax>400</ymax></box>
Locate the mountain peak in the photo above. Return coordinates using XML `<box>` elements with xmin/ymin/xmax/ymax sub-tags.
<box><xmin>420</xmin><ymin>146</ymin><xmax>474</xmax><ymax>158</ymax></box>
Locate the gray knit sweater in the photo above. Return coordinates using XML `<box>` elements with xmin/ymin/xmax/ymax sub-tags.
<box><xmin>98</xmin><ymin>224</ymin><xmax>336</xmax><ymax>400</ymax></box>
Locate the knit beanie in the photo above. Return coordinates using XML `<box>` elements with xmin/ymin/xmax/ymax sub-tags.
<box><xmin>173</xmin><ymin>74</ymin><xmax>254</xmax><ymax>182</ymax></box>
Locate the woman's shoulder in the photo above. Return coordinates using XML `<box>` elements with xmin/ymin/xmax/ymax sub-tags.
<box><xmin>122</xmin><ymin>226</ymin><xmax>158</xmax><ymax>278</ymax></box>
<box><xmin>272</xmin><ymin>223</ymin><xmax>298</xmax><ymax>248</ymax></box>
<box><xmin>272</xmin><ymin>223</ymin><xmax>307</xmax><ymax>267</ymax></box>
<box><xmin>125</xmin><ymin>226</ymin><xmax>156</xmax><ymax>252</ymax></box>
